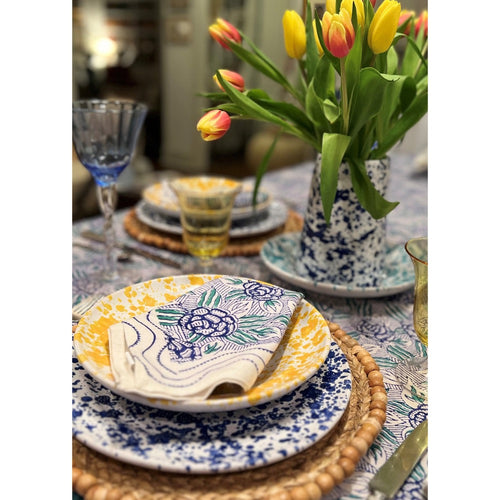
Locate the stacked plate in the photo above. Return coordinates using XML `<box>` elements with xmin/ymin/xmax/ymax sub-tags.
<box><xmin>136</xmin><ymin>180</ymin><xmax>289</xmax><ymax>238</ymax></box>
<box><xmin>72</xmin><ymin>274</ymin><xmax>353</xmax><ymax>474</ymax></box>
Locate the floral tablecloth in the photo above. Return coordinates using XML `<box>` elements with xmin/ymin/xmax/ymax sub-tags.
<box><xmin>72</xmin><ymin>149</ymin><xmax>428</xmax><ymax>500</ymax></box>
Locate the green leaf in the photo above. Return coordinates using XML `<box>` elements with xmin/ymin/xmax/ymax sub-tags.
<box><xmin>323</xmin><ymin>99</ymin><xmax>341</xmax><ymax>124</ymax></box>
<box><xmin>344</xmin><ymin>24</ymin><xmax>363</xmax><ymax>104</ymax></box>
<box><xmin>348</xmin><ymin>67</ymin><xmax>398</xmax><ymax>141</ymax></box>
<box><xmin>304</xmin><ymin>0</ymin><xmax>319</xmax><ymax>82</ymax></box>
<box><xmin>312</xmin><ymin>52</ymin><xmax>337</xmax><ymax>102</ymax></box>
<box><xmin>373</xmin><ymin>90</ymin><xmax>428</xmax><ymax>157</ymax></box>
<box><xmin>305</xmin><ymin>80</ymin><xmax>333</xmax><ymax>134</ymax></box>
<box><xmin>252</xmin><ymin>131</ymin><xmax>281</xmax><ymax>207</ymax></box>
<box><xmin>320</xmin><ymin>133</ymin><xmax>351</xmax><ymax>223</ymax></box>
<box><xmin>348</xmin><ymin>157</ymin><xmax>399</xmax><ymax>219</ymax></box>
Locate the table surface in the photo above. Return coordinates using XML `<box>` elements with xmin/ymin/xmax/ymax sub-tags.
<box><xmin>72</xmin><ymin>150</ymin><xmax>428</xmax><ymax>500</ymax></box>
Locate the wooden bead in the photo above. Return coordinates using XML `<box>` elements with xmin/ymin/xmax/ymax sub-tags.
<box><xmin>370</xmin><ymin>399</ymin><xmax>387</xmax><ymax>411</ymax></box>
<box><xmin>364</xmin><ymin>362</ymin><xmax>379</xmax><ymax>374</ymax></box>
<box><xmin>119</xmin><ymin>495</ymin><xmax>137</xmax><ymax>500</ymax></box>
<box><xmin>369</xmin><ymin>408</ymin><xmax>386</xmax><ymax>425</ymax></box>
<box><xmin>75</xmin><ymin>473</ymin><xmax>98</xmax><ymax>495</ymax></box>
<box><xmin>341</xmin><ymin>445</ymin><xmax>361</xmax><ymax>463</ymax></box>
<box><xmin>351</xmin><ymin>345</ymin><xmax>366</xmax><ymax>356</ymax></box>
<box><xmin>372</xmin><ymin>391</ymin><xmax>388</xmax><ymax>403</ymax></box>
<box><xmin>370</xmin><ymin>385</ymin><xmax>386</xmax><ymax>395</ymax></box>
<box><xmin>355</xmin><ymin>428</ymin><xmax>375</xmax><ymax>446</ymax></box>
<box><xmin>103</xmin><ymin>489</ymin><xmax>123</xmax><ymax>500</ymax></box>
<box><xmin>363</xmin><ymin>417</ymin><xmax>382</xmax><ymax>434</ymax></box>
<box><xmin>290</xmin><ymin>486</ymin><xmax>309</xmax><ymax>500</ymax></box>
<box><xmin>85</xmin><ymin>485</ymin><xmax>108</xmax><ymax>500</ymax></box>
<box><xmin>367</xmin><ymin>370</ymin><xmax>384</xmax><ymax>386</ymax></box>
<box><xmin>72</xmin><ymin>468</ymin><xmax>83</xmax><ymax>487</ymax></box>
<box><xmin>315</xmin><ymin>472</ymin><xmax>335</xmax><ymax>494</ymax></box>
<box><xmin>359</xmin><ymin>354</ymin><xmax>373</xmax><ymax>365</ymax></box>
<box><xmin>342</xmin><ymin>336</ymin><xmax>357</xmax><ymax>348</ymax></box>
<box><xmin>267</xmin><ymin>491</ymin><xmax>292</xmax><ymax>500</ymax></box>
<box><xmin>329</xmin><ymin>322</ymin><xmax>341</xmax><ymax>332</ymax></box>
<box><xmin>333</xmin><ymin>328</ymin><xmax>346</xmax><ymax>339</ymax></box>
<box><xmin>361</xmin><ymin>421</ymin><xmax>381</xmax><ymax>439</ymax></box>
<box><xmin>325</xmin><ymin>463</ymin><xmax>345</xmax><ymax>484</ymax></box>
<box><xmin>304</xmin><ymin>482</ymin><xmax>323</xmax><ymax>500</ymax></box>
<box><xmin>351</xmin><ymin>436</ymin><xmax>369</xmax><ymax>456</ymax></box>
<box><xmin>338</xmin><ymin>457</ymin><xmax>356</xmax><ymax>477</ymax></box>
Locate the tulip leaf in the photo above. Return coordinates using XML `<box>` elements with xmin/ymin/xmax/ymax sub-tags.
<box><xmin>348</xmin><ymin>157</ymin><xmax>399</xmax><ymax>219</ymax></box>
<box><xmin>323</xmin><ymin>99</ymin><xmax>341</xmax><ymax>124</ymax></box>
<box><xmin>320</xmin><ymin>133</ymin><xmax>351</xmax><ymax>223</ymax></box>
<box><xmin>345</xmin><ymin>25</ymin><xmax>363</xmax><ymax>103</ymax></box>
<box><xmin>252</xmin><ymin>130</ymin><xmax>281</xmax><ymax>207</ymax></box>
<box><xmin>306</xmin><ymin>81</ymin><xmax>334</xmax><ymax>134</ymax></box>
<box><xmin>373</xmin><ymin>90</ymin><xmax>428</xmax><ymax>158</ymax></box>
<box><xmin>246</xmin><ymin>89</ymin><xmax>271</xmax><ymax>100</ymax></box>
<box><xmin>348</xmin><ymin>67</ymin><xmax>398</xmax><ymax>140</ymax></box>
<box><xmin>304</xmin><ymin>0</ymin><xmax>319</xmax><ymax>81</ymax></box>
<box><xmin>312</xmin><ymin>54</ymin><xmax>337</xmax><ymax>102</ymax></box>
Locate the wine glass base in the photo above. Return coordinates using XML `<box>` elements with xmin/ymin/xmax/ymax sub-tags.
<box><xmin>395</xmin><ymin>356</ymin><xmax>428</xmax><ymax>398</ymax></box>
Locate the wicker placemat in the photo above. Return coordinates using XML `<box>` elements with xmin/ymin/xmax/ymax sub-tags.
<box><xmin>72</xmin><ymin>322</ymin><xmax>387</xmax><ymax>500</ymax></box>
<box><xmin>123</xmin><ymin>207</ymin><xmax>304</xmax><ymax>257</ymax></box>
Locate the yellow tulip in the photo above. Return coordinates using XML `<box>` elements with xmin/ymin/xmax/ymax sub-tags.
<box><xmin>340</xmin><ymin>0</ymin><xmax>365</xmax><ymax>28</ymax></box>
<box><xmin>282</xmin><ymin>10</ymin><xmax>306</xmax><ymax>59</ymax></box>
<box><xmin>368</xmin><ymin>0</ymin><xmax>401</xmax><ymax>54</ymax></box>
<box><xmin>325</xmin><ymin>0</ymin><xmax>336</xmax><ymax>14</ymax></box>
<box><xmin>313</xmin><ymin>21</ymin><xmax>324</xmax><ymax>56</ymax></box>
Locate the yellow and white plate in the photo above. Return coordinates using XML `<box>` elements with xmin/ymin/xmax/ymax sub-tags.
<box><xmin>142</xmin><ymin>181</ymin><xmax>272</xmax><ymax>221</ymax></box>
<box><xmin>73</xmin><ymin>275</ymin><xmax>332</xmax><ymax>413</ymax></box>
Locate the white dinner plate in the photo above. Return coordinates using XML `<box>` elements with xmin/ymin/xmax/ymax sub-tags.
<box><xmin>73</xmin><ymin>275</ymin><xmax>332</xmax><ymax>412</ymax></box>
<box><xmin>142</xmin><ymin>181</ymin><xmax>272</xmax><ymax>221</ymax></box>
<box><xmin>260</xmin><ymin>232</ymin><xmax>414</xmax><ymax>298</ymax></box>
<box><xmin>136</xmin><ymin>199</ymin><xmax>289</xmax><ymax>239</ymax></box>
<box><xmin>72</xmin><ymin>342</ymin><xmax>351</xmax><ymax>474</ymax></box>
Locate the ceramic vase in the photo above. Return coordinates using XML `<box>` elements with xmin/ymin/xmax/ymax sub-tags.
<box><xmin>296</xmin><ymin>155</ymin><xmax>390</xmax><ymax>287</ymax></box>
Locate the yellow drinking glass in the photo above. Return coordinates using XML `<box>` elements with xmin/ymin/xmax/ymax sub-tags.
<box><xmin>171</xmin><ymin>176</ymin><xmax>242</xmax><ymax>273</ymax></box>
<box><xmin>396</xmin><ymin>236</ymin><xmax>428</xmax><ymax>396</ymax></box>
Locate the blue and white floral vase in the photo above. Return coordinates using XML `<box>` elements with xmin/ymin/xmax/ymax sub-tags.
<box><xmin>296</xmin><ymin>154</ymin><xmax>390</xmax><ymax>287</ymax></box>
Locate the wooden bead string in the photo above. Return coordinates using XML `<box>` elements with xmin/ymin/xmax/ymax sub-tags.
<box><xmin>72</xmin><ymin>322</ymin><xmax>387</xmax><ymax>500</ymax></box>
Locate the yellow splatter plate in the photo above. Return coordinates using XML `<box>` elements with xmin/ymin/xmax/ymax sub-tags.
<box><xmin>73</xmin><ymin>275</ymin><xmax>331</xmax><ymax>412</ymax></box>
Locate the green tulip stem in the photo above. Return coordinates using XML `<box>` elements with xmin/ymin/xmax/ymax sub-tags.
<box><xmin>412</xmin><ymin>39</ymin><xmax>428</xmax><ymax>79</ymax></box>
<box><xmin>340</xmin><ymin>58</ymin><xmax>349</xmax><ymax>135</ymax></box>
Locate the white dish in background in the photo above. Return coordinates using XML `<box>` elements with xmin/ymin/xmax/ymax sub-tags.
<box><xmin>142</xmin><ymin>181</ymin><xmax>272</xmax><ymax>221</ymax></box>
<box><xmin>73</xmin><ymin>274</ymin><xmax>332</xmax><ymax>413</ymax></box>
<box><xmin>260</xmin><ymin>232</ymin><xmax>414</xmax><ymax>298</ymax></box>
<box><xmin>136</xmin><ymin>199</ymin><xmax>289</xmax><ymax>239</ymax></box>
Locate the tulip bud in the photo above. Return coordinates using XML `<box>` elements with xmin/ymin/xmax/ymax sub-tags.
<box><xmin>196</xmin><ymin>110</ymin><xmax>231</xmax><ymax>141</ymax></box>
<box><xmin>322</xmin><ymin>9</ymin><xmax>355</xmax><ymax>58</ymax></box>
<box><xmin>282</xmin><ymin>10</ymin><xmax>306</xmax><ymax>60</ymax></box>
<box><xmin>340</xmin><ymin>0</ymin><xmax>365</xmax><ymax>28</ymax></box>
<box><xmin>213</xmin><ymin>70</ymin><xmax>245</xmax><ymax>92</ymax></box>
<box><xmin>367</xmin><ymin>0</ymin><xmax>401</xmax><ymax>55</ymax></box>
<box><xmin>398</xmin><ymin>9</ymin><xmax>415</xmax><ymax>35</ymax></box>
<box><xmin>370</xmin><ymin>0</ymin><xmax>376</xmax><ymax>6</ymax></box>
<box><xmin>209</xmin><ymin>18</ymin><xmax>241</xmax><ymax>50</ymax></box>
<box><xmin>415</xmin><ymin>10</ymin><xmax>428</xmax><ymax>38</ymax></box>
<box><xmin>325</xmin><ymin>0</ymin><xmax>336</xmax><ymax>14</ymax></box>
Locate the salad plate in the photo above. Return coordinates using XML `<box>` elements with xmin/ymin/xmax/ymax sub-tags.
<box><xmin>72</xmin><ymin>342</ymin><xmax>351</xmax><ymax>474</ymax></box>
<box><xmin>142</xmin><ymin>181</ymin><xmax>272</xmax><ymax>221</ymax></box>
<box><xmin>260</xmin><ymin>232</ymin><xmax>414</xmax><ymax>298</ymax></box>
<box><xmin>136</xmin><ymin>199</ymin><xmax>289</xmax><ymax>239</ymax></box>
<box><xmin>73</xmin><ymin>274</ymin><xmax>331</xmax><ymax>412</ymax></box>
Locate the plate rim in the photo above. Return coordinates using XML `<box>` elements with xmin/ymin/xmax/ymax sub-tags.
<box><xmin>260</xmin><ymin>232</ymin><xmax>414</xmax><ymax>298</ymax></box>
<box><xmin>73</xmin><ymin>274</ymin><xmax>332</xmax><ymax>412</ymax></box>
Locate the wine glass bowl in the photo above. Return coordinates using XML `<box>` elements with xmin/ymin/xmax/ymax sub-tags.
<box><xmin>72</xmin><ymin>99</ymin><xmax>147</xmax><ymax>282</ymax></box>
<box><xmin>170</xmin><ymin>176</ymin><xmax>242</xmax><ymax>273</ymax></box>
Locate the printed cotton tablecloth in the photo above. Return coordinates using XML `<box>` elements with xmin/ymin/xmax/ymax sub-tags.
<box><xmin>72</xmin><ymin>149</ymin><xmax>428</xmax><ymax>500</ymax></box>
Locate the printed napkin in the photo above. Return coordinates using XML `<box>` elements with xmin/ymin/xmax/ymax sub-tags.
<box><xmin>108</xmin><ymin>277</ymin><xmax>303</xmax><ymax>401</ymax></box>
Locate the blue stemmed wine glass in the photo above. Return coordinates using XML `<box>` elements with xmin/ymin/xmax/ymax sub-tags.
<box><xmin>72</xmin><ymin>99</ymin><xmax>147</xmax><ymax>283</ymax></box>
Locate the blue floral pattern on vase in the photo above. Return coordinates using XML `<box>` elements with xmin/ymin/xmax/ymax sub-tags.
<box><xmin>296</xmin><ymin>155</ymin><xmax>390</xmax><ymax>287</ymax></box>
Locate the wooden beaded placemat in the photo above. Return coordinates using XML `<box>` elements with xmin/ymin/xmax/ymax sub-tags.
<box><xmin>72</xmin><ymin>322</ymin><xmax>387</xmax><ymax>500</ymax></box>
<box><xmin>123</xmin><ymin>207</ymin><xmax>304</xmax><ymax>257</ymax></box>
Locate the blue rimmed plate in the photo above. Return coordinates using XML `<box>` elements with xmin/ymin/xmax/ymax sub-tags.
<box><xmin>72</xmin><ymin>342</ymin><xmax>351</xmax><ymax>474</ymax></box>
<box><xmin>260</xmin><ymin>232</ymin><xmax>414</xmax><ymax>298</ymax></box>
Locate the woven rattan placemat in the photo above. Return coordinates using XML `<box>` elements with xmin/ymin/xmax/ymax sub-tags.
<box><xmin>123</xmin><ymin>207</ymin><xmax>304</xmax><ymax>257</ymax></box>
<box><xmin>73</xmin><ymin>322</ymin><xmax>387</xmax><ymax>500</ymax></box>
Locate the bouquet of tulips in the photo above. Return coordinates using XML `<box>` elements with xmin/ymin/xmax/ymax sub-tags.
<box><xmin>196</xmin><ymin>0</ymin><xmax>428</xmax><ymax>221</ymax></box>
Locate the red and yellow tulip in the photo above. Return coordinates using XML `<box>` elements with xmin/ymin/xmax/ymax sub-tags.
<box><xmin>322</xmin><ymin>8</ymin><xmax>355</xmax><ymax>59</ymax></box>
<box><xmin>196</xmin><ymin>110</ymin><xmax>231</xmax><ymax>141</ymax></box>
<box><xmin>398</xmin><ymin>9</ymin><xmax>415</xmax><ymax>35</ymax></box>
<box><xmin>208</xmin><ymin>18</ymin><xmax>241</xmax><ymax>50</ymax></box>
<box><xmin>415</xmin><ymin>10</ymin><xmax>428</xmax><ymax>38</ymax></box>
<box><xmin>340</xmin><ymin>0</ymin><xmax>366</xmax><ymax>28</ymax></box>
<box><xmin>213</xmin><ymin>70</ymin><xmax>245</xmax><ymax>92</ymax></box>
<box><xmin>282</xmin><ymin>10</ymin><xmax>306</xmax><ymax>60</ymax></box>
<box><xmin>367</xmin><ymin>0</ymin><xmax>401</xmax><ymax>54</ymax></box>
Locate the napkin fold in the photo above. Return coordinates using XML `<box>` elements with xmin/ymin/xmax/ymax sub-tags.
<box><xmin>108</xmin><ymin>277</ymin><xmax>303</xmax><ymax>401</ymax></box>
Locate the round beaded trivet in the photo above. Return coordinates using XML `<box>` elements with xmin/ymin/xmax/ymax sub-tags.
<box><xmin>72</xmin><ymin>322</ymin><xmax>387</xmax><ymax>500</ymax></box>
<box><xmin>123</xmin><ymin>207</ymin><xmax>304</xmax><ymax>257</ymax></box>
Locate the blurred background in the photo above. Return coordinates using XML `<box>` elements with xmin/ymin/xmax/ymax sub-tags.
<box><xmin>72</xmin><ymin>0</ymin><xmax>428</xmax><ymax>220</ymax></box>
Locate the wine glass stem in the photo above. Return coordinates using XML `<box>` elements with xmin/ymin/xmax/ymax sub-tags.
<box><xmin>96</xmin><ymin>184</ymin><xmax>118</xmax><ymax>280</ymax></box>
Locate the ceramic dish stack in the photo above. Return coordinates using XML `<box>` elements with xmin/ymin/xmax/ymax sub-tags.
<box><xmin>137</xmin><ymin>180</ymin><xmax>289</xmax><ymax>240</ymax></box>
<box><xmin>72</xmin><ymin>275</ymin><xmax>388</xmax><ymax>500</ymax></box>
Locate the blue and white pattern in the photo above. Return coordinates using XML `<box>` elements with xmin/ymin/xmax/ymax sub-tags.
<box><xmin>109</xmin><ymin>277</ymin><xmax>303</xmax><ymax>401</ymax></box>
<box><xmin>261</xmin><ymin>232</ymin><xmax>414</xmax><ymax>298</ymax></box>
<box><xmin>72</xmin><ymin>342</ymin><xmax>352</xmax><ymax>474</ymax></box>
<box><xmin>296</xmin><ymin>156</ymin><xmax>390</xmax><ymax>287</ymax></box>
<box><xmin>136</xmin><ymin>199</ymin><xmax>289</xmax><ymax>239</ymax></box>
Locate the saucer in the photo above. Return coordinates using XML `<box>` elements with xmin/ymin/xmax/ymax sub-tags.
<box><xmin>260</xmin><ymin>232</ymin><xmax>414</xmax><ymax>298</ymax></box>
